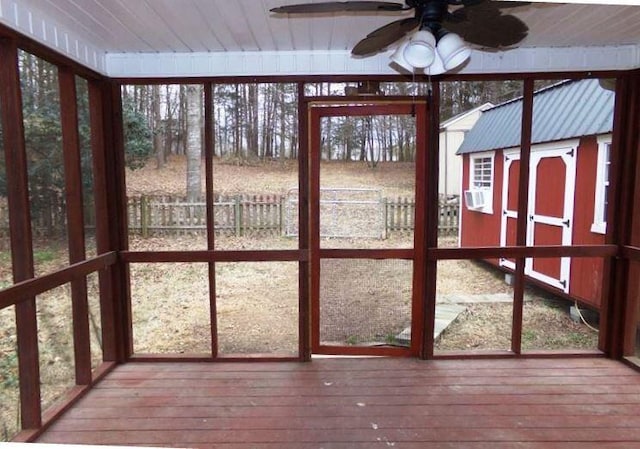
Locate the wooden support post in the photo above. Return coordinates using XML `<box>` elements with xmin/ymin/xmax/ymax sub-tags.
<box><xmin>58</xmin><ymin>66</ymin><xmax>91</xmax><ymax>385</ymax></box>
<box><xmin>621</xmin><ymin>73</ymin><xmax>640</xmax><ymax>356</ymax></box>
<box><xmin>298</xmin><ymin>82</ymin><xmax>311</xmax><ymax>361</ymax></box>
<box><xmin>101</xmin><ymin>81</ymin><xmax>133</xmax><ymax>361</ymax></box>
<box><xmin>603</xmin><ymin>72</ymin><xmax>640</xmax><ymax>357</ymax></box>
<box><xmin>204</xmin><ymin>83</ymin><xmax>217</xmax><ymax>358</ymax></box>
<box><xmin>512</xmin><ymin>78</ymin><xmax>535</xmax><ymax>355</ymax></box>
<box><xmin>421</xmin><ymin>86</ymin><xmax>439</xmax><ymax>359</ymax></box>
<box><xmin>0</xmin><ymin>38</ymin><xmax>42</xmax><ymax>429</ymax></box>
<box><xmin>88</xmin><ymin>79</ymin><xmax>118</xmax><ymax>363</ymax></box>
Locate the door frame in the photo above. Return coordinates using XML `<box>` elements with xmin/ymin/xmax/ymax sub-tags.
<box><xmin>306</xmin><ymin>98</ymin><xmax>429</xmax><ymax>357</ymax></box>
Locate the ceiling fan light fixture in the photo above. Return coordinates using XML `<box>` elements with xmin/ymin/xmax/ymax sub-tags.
<box><xmin>390</xmin><ymin>40</ymin><xmax>416</xmax><ymax>72</ymax></box>
<box><xmin>402</xmin><ymin>29</ymin><xmax>436</xmax><ymax>69</ymax></box>
<box><xmin>424</xmin><ymin>49</ymin><xmax>446</xmax><ymax>76</ymax></box>
<box><xmin>436</xmin><ymin>32</ymin><xmax>471</xmax><ymax>71</ymax></box>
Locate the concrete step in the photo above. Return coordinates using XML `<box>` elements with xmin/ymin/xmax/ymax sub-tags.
<box><xmin>396</xmin><ymin>304</ymin><xmax>467</xmax><ymax>344</ymax></box>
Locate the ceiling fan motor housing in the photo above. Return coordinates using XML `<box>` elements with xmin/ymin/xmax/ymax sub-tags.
<box><xmin>417</xmin><ymin>1</ymin><xmax>450</xmax><ymax>37</ymax></box>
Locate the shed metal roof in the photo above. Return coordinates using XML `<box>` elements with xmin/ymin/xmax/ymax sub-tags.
<box><xmin>440</xmin><ymin>102</ymin><xmax>494</xmax><ymax>131</ymax></box>
<box><xmin>457</xmin><ymin>79</ymin><xmax>615</xmax><ymax>155</ymax></box>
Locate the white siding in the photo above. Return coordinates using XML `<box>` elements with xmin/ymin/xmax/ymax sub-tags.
<box><xmin>439</xmin><ymin>108</ymin><xmax>488</xmax><ymax>197</ymax></box>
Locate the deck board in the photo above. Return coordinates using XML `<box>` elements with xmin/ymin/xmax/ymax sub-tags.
<box><xmin>36</xmin><ymin>358</ymin><xmax>640</xmax><ymax>448</ymax></box>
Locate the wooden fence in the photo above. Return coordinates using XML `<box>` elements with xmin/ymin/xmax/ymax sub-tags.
<box><xmin>385</xmin><ymin>197</ymin><xmax>459</xmax><ymax>236</ymax></box>
<box><xmin>128</xmin><ymin>194</ymin><xmax>284</xmax><ymax>237</ymax></box>
<box><xmin>0</xmin><ymin>195</ymin><xmax>459</xmax><ymax>238</ymax></box>
<box><xmin>127</xmin><ymin>195</ymin><xmax>459</xmax><ymax>237</ymax></box>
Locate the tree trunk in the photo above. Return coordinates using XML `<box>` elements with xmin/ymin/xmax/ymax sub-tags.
<box><xmin>164</xmin><ymin>85</ymin><xmax>174</xmax><ymax>159</ymax></box>
<box><xmin>186</xmin><ymin>85</ymin><xmax>202</xmax><ymax>201</ymax></box>
<box><xmin>234</xmin><ymin>84</ymin><xmax>241</xmax><ymax>158</ymax></box>
<box><xmin>279</xmin><ymin>86</ymin><xmax>286</xmax><ymax>161</ymax></box>
<box><xmin>246</xmin><ymin>84</ymin><xmax>259</xmax><ymax>159</ymax></box>
<box><xmin>359</xmin><ymin>118</ymin><xmax>367</xmax><ymax>162</ymax></box>
<box><xmin>152</xmin><ymin>85</ymin><xmax>165</xmax><ymax>169</ymax></box>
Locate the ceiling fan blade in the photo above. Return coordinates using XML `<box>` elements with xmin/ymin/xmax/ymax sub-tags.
<box><xmin>449</xmin><ymin>0</ymin><xmax>531</xmax><ymax>8</ymax></box>
<box><xmin>491</xmin><ymin>1</ymin><xmax>532</xmax><ymax>8</ymax></box>
<box><xmin>270</xmin><ymin>1</ymin><xmax>406</xmax><ymax>14</ymax></box>
<box><xmin>352</xmin><ymin>17</ymin><xmax>419</xmax><ymax>56</ymax></box>
<box><xmin>352</xmin><ymin>34</ymin><xmax>396</xmax><ymax>56</ymax></box>
<box><xmin>367</xmin><ymin>16</ymin><xmax>420</xmax><ymax>37</ymax></box>
<box><xmin>446</xmin><ymin>9</ymin><xmax>467</xmax><ymax>22</ymax></box>
<box><xmin>444</xmin><ymin>9</ymin><xmax>528</xmax><ymax>48</ymax></box>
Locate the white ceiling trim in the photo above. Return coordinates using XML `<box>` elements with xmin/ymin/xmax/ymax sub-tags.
<box><xmin>0</xmin><ymin>0</ymin><xmax>106</xmax><ymax>72</ymax></box>
<box><xmin>106</xmin><ymin>45</ymin><xmax>640</xmax><ymax>78</ymax></box>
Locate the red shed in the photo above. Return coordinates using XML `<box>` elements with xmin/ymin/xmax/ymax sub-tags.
<box><xmin>457</xmin><ymin>79</ymin><xmax>615</xmax><ymax>310</ymax></box>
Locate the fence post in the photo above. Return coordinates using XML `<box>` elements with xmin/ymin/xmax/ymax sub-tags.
<box><xmin>256</xmin><ymin>194</ymin><xmax>261</xmax><ymax>234</ymax></box>
<box><xmin>234</xmin><ymin>195</ymin><xmax>241</xmax><ymax>237</ymax></box>
<box><xmin>401</xmin><ymin>197</ymin><xmax>407</xmax><ymax>231</ymax></box>
<box><xmin>382</xmin><ymin>197</ymin><xmax>388</xmax><ymax>239</ymax></box>
<box><xmin>140</xmin><ymin>195</ymin><xmax>149</xmax><ymax>238</ymax></box>
<box><xmin>279</xmin><ymin>195</ymin><xmax>285</xmax><ymax>236</ymax></box>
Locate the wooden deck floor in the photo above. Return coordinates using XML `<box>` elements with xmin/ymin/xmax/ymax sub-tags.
<box><xmin>37</xmin><ymin>357</ymin><xmax>640</xmax><ymax>449</ymax></box>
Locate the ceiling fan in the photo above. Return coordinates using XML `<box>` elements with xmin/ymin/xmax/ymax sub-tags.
<box><xmin>271</xmin><ymin>0</ymin><xmax>530</xmax><ymax>73</ymax></box>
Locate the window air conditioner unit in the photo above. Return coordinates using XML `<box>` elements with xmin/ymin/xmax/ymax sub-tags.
<box><xmin>464</xmin><ymin>189</ymin><xmax>486</xmax><ymax>210</ymax></box>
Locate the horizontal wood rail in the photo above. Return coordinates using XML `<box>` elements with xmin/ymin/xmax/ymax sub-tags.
<box><xmin>433</xmin><ymin>349</ymin><xmax>605</xmax><ymax>360</ymax></box>
<box><xmin>314</xmin><ymin>345</ymin><xmax>412</xmax><ymax>357</ymax></box>
<box><xmin>621</xmin><ymin>245</ymin><xmax>640</xmax><ymax>261</ymax></box>
<box><xmin>121</xmin><ymin>249</ymin><xmax>307</xmax><ymax>263</ymax></box>
<box><xmin>0</xmin><ymin>252</ymin><xmax>117</xmax><ymax>310</ymax></box>
<box><xmin>118</xmin><ymin>245</ymin><xmax>622</xmax><ymax>266</ymax></box>
<box><xmin>130</xmin><ymin>354</ymin><xmax>301</xmax><ymax>363</ymax></box>
<box><xmin>430</xmin><ymin>245</ymin><xmax>619</xmax><ymax>261</ymax></box>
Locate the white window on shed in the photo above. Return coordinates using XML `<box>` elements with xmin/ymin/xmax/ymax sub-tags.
<box><xmin>471</xmin><ymin>156</ymin><xmax>493</xmax><ymax>190</ymax></box>
<box><xmin>467</xmin><ymin>152</ymin><xmax>494</xmax><ymax>214</ymax></box>
<box><xmin>592</xmin><ymin>135</ymin><xmax>612</xmax><ymax>234</ymax></box>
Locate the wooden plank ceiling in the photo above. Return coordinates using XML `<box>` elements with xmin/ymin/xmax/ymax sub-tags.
<box><xmin>18</xmin><ymin>0</ymin><xmax>640</xmax><ymax>53</ymax></box>
<box><xmin>2</xmin><ymin>0</ymin><xmax>640</xmax><ymax>76</ymax></box>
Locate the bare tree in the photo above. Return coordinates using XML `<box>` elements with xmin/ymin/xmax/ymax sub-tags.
<box><xmin>186</xmin><ymin>85</ymin><xmax>202</xmax><ymax>201</ymax></box>
<box><xmin>245</xmin><ymin>84</ymin><xmax>259</xmax><ymax>159</ymax></box>
<box><xmin>152</xmin><ymin>85</ymin><xmax>164</xmax><ymax>169</ymax></box>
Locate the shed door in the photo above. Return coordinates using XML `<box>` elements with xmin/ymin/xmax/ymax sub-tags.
<box><xmin>526</xmin><ymin>147</ymin><xmax>576</xmax><ymax>292</ymax></box>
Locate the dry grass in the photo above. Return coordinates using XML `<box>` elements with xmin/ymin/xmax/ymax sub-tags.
<box><xmin>127</xmin><ymin>235</ymin><xmax>598</xmax><ymax>354</ymax></box>
<box><xmin>125</xmin><ymin>155</ymin><xmax>415</xmax><ymax>198</ymax></box>
<box><xmin>0</xmin><ymin>306</ymin><xmax>19</xmax><ymax>441</ymax></box>
<box><xmin>436</xmin><ymin>299</ymin><xmax>599</xmax><ymax>352</ymax></box>
<box><xmin>320</xmin><ymin>258</ymin><xmax>413</xmax><ymax>345</ymax></box>
<box><xmin>129</xmin><ymin>260</ymin><xmax>299</xmax><ymax>356</ymax></box>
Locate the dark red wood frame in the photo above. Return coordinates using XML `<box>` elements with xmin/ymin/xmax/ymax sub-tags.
<box><xmin>306</xmin><ymin>99</ymin><xmax>428</xmax><ymax>357</ymax></box>
<box><xmin>0</xmin><ymin>21</ymin><xmax>639</xmax><ymax>440</ymax></box>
